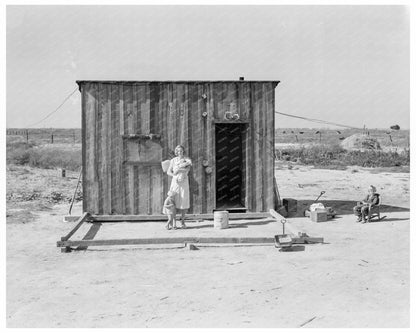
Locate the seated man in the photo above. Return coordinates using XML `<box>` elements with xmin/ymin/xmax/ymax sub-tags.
<box><xmin>353</xmin><ymin>185</ymin><xmax>380</xmax><ymax>223</ymax></box>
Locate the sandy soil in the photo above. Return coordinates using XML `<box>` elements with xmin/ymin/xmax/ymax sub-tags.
<box><xmin>6</xmin><ymin>164</ymin><xmax>410</xmax><ymax>328</ymax></box>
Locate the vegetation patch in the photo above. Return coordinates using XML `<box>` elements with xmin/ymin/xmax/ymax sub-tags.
<box><xmin>29</xmin><ymin>147</ymin><xmax>82</xmax><ymax>171</ymax></box>
<box><xmin>7</xmin><ymin>140</ymin><xmax>81</xmax><ymax>171</ymax></box>
<box><xmin>276</xmin><ymin>143</ymin><xmax>410</xmax><ymax>169</ymax></box>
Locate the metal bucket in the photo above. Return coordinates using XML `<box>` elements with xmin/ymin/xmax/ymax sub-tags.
<box><xmin>213</xmin><ymin>211</ymin><xmax>229</xmax><ymax>229</ymax></box>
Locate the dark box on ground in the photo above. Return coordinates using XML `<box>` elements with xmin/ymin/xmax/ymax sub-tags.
<box><xmin>283</xmin><ymin>198</ymin><xmax>297</xmax><ymax>216</ymax></box>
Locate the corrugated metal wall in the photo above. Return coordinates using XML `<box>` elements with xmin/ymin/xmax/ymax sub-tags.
<box><xmin>80</xmin><ymin>81</ymin><xmax>277</xmax><ymax>215</ymax></box>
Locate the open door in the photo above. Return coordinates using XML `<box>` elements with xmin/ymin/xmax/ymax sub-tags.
<box><xmin>215</xmin><ymin>124</ymin><xmax>246</xmax><ymax>210</ymax></box>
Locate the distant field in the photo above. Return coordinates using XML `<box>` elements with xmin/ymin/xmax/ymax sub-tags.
<box><xmin>273</xmin><ymin>128</ymin><xmax>409</xmax><ymax>170</ymax></box>
<box><xmin>6</xmin><ymin>128</ymin><xmax>82</xmax><ymax>171</ymax></box>
<box><xmin>275</xmin><ymin>128</ymin><xmax>409</xmax><ymax>150</ymax></box>
<box><xmin>6</xmin><ymin>127</ymin><xmax>410</xmax><ymax>170</ymax></box>
<box><xmin>6</xmin><ymin>127</ymin><xmax>409</xmax><ymax>148</ymax></box>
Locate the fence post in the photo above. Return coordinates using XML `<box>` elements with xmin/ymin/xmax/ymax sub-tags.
<box><xmin>26</xmin><ymin>130</ymin><xmax>29</xmax><ymax>143</ymax></box>
<box><xmin>51</xmin><ymin>133</ymin><xmax>54</xmax><ymax>144</ymax></box>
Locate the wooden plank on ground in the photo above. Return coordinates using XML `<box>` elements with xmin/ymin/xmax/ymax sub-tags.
<box><xmin>57</xmin><ymin>236</ymin><xmax>275</xmax><ymax>247</ymax></box>
<box><xmin>60</xmin><ymin>212</ymin><xmax>91</xmax><ymax>242</ymax></box>
<box><xmin>76</xmin><ymin>222</ymin><xmax>103</xmax><ymax>251</ymax></box>
<box><xmin>269</xmin><ymin>208</ymin><xmax>285</xmax><ymax>221</ymax></box>
<box><xmin>291</xmin><ymin>236</ymin><xmax>324</xmax><ymax>244</ymax></box>
<box><xmin>63</xmin><ymin>215</ymin><xmax>80</xmax><ymax>223</ymax></box>
<box><xmin>269</xmin><ymin>209</ymin><xmax>303</xmax><ymax>236</ymax></box>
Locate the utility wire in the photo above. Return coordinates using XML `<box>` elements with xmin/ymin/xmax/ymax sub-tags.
<box><xmin>275</xmin><ymin>111</ymin><xmax>362</xmax><ymax>130</ymax></box>
<box><xmin>26</xmin><ymin>87</ymin><xmax>79</xmax><ymax>128</ymax></box>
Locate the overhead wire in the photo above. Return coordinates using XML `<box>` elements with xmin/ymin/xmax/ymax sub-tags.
<box><xmin>25</xmin><ymin>87</ymin><xmax>79</xmax><ymax>128</ymax></box>
<box><xmin>275</xmin><ymin>111</ymin><xmax>363</xmax><ymax>130</ymax></box>
<box><xmin>19</xmin><ymin>87</ymin><xmax>365</xmax><ymax>158</ymax></box>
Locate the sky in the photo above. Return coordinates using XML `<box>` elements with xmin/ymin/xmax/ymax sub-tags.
<box><xmin>6</xmin><ymin>5</ymin><xmax>410</xmax><ymax>129</ymax></box>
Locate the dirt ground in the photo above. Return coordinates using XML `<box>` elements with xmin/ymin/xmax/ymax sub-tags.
<box><xmin>6</xmin><ymin>163</ymin><xmax>410</xmax><ymax>328</ymax></box>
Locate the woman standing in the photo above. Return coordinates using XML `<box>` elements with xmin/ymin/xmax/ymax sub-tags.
<box><xmin>167</xmin><ymin>145</ymin><xmax>192</xmax><ymax>228</ymax></box>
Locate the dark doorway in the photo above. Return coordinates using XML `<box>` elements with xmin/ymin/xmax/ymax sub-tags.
<box><xmin>215</xmin><ymin>124</ymin><xmax>245</xmax><ymax>209</ymax></box>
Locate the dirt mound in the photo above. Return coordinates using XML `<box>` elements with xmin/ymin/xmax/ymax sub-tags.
<box><xmin>340</xmin><ymin>134</ymin><xmax>381</xmax><ymax>151</ymax></box>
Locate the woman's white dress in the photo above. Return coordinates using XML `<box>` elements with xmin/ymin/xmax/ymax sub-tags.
<box><xmin>169</xmin><ymin>157</ymin><xmax>191</xmax><ymax>210</ymax></box>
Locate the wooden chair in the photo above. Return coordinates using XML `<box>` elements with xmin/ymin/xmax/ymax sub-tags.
<box><xmin>367</xmin><ymin>195</ymin><xmax>382</xmax><ymax>222</ymax></box>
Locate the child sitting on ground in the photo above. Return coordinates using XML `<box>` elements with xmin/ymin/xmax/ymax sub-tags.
<box><xmin>163</xmin><ymin>191</ymin><xmax>177</xmax><ymax>230</ymax></box>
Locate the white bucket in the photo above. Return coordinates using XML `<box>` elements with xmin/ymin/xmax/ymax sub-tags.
<box><xmin>213</xmin><ymin>211</ymin><xmax>229</xmax><ymax>229</ymax></box>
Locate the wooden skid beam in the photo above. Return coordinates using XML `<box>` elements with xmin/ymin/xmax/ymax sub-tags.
<box><xmin>57</xmin><ymin>236</ymin><xmax>275</xmax><ymax>247</ymax></box>
<box><xmin>291</xmin><ymin>237</ymin><xmax>324</xmax><ymax>244</ymax></box>
<box><xmin>269</xmin><ymin>208</ymin><xmax>285</xmax><ymax>221</ymax></box>
<box><xmin>63</xmin><ymin>215</ymin><xmax>81</xmax><ymax>223</ymax></box>
<box><xmin>60</xmin><ymin>212</ymin><xmax>91</xmax><ymax>241</ymax></box>
<box><xmin>269</xmin><ymin>209</ymin><xmax>301</xmax><ymax>236</ymax></box>
<box><xmin>90</xmin><ymin>212</ymin><xmax>271</xmax><ymax>222</ymax></box>
<box><xmin>270</xmin><ymin>209</ymin><xmax>324</xmax><ymax>244</ymax></box>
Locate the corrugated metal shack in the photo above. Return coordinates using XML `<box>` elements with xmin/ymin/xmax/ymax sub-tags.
<box><xmin>77</xmin><ymin>80</ymin><xmax>280</xmax><ymax>216</ymax></box>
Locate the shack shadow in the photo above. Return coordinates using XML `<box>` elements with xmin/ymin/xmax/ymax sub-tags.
<box><xmin>278</xmin><ymin>245</ymin><xmax>305</xmax><ymax>252</ymax></box>
<box><xmin>183</xmin><ymin>224</ymin><xmax>214</xmax><ymax>229</ymax></box>
<box><xmin>234</xmin><ymin>219</ymin><xmax>275</xmax><ymax>227</ymax></box>
<box><xmin>184</xmin><ymin>219</ymin><xmax>274</xmax><ymax>229</ymax></box>
<box><xmin>367</xmin><ymin>217</ymin><xmax>409</xmax><ymax>223</ymax></box>
<box><xmin>75</xmin><ymin>222</ymin><xmax>102</xmax><ymax>251</ymax></box>
<box><xmin>293</xmin><ymin>200</ymin><xmax>409</xmax><ymax>217</ymax></box>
